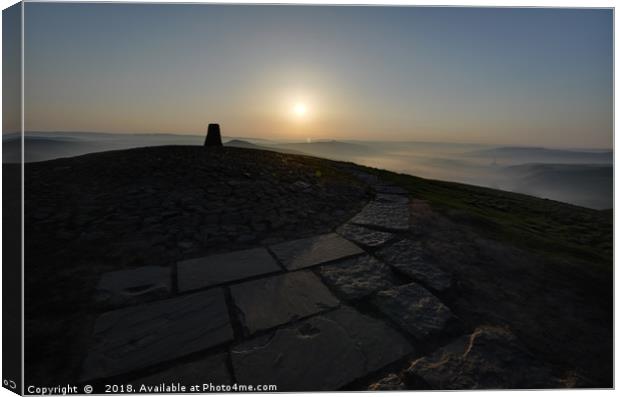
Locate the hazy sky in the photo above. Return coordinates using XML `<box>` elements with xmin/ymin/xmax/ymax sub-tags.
<box><xmin>21</xmin><ymin>4</ymin><xmax>612</xmax><ymax>148</ymax></box>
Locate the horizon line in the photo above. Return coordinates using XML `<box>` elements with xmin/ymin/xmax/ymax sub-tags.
<box><xmin>7</xmin><ymin>130</ymin><xmax>613</xmax><ymax>151</ymax></box>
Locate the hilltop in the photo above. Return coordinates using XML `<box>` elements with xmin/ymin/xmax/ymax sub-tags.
<box><xmin>16</xmin><ymin>145</ymin><xmax>612</xmax><ymax>390</ymax></box>
<box><xmin>7</xmin><ymin>132</ymin><xmax>611</xmax><ymax>210</ymax></box>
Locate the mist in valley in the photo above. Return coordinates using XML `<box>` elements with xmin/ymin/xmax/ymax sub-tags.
<box><xmin>4</xmin><ymin>132</ymin><xmax>613</xmax><ymax>210</ymax></box>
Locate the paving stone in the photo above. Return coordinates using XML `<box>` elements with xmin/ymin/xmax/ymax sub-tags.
<box><xmin>350</xmin><ymin>201</ymin><xmax>409</xmax><ymax>232</ymax></box>
<box><xmin>375</xmin><ymin>240</ymin><xmax>452</xmax><ymax>293</ymax></box>
<box><xmin>81</xmin><ymin>288</ymin><xmax>233</xmax><ymax>381</ymax></box>
<box><xmin>372</xmin><ymin>282</ymin><xmax>455</xmax><ymax>340</ymax></box>
<box><xmin>230</xmin><ymin>306</ymin><xmax>414</xmax><ymax>391</ymax></box>
<box><xmin>374</xmin><ymin>184</ymin><xmax>408</xmax><ymax>195</ymax></box>
<box><xmin>94</xmin><ymin>266</ymin><xmax>172</xmax><ymax>308</ymax></box>
<box><xmin>318</xmin><ymin>255</ymin><xmax>397</xmax><ymax>301</ymax></box>
<box><xmin>390</xmin><ymin>261</ymin><xmax>452</xmax><ymax>293</ymax></box>
<box><xmin>269</xmin><ymin>233</ymin><xmax>364</xmax><ymax>271</ymax></box>
<box><xmin>404</xmin><ymin>325</ymin><xmax>560</xmax><ymax>389</ymax></box>
<box><xmin>177</xmin><ymin>247</ymin><xmax>281</xmax><ymax>292</ymax></box>
<box><xmin>230</xmin><ymin>271</ymin><xmax>340</xmax><ymax>334</ymax></box>
<box><xmin>337</xmin><ymin>223</ymin><xmax>395</xmax><ymax>249</ymax></box>
<box><xmin>132</xmin><ymin>353</ymin><xmax>231</xmax><ymax>387</ymax></box>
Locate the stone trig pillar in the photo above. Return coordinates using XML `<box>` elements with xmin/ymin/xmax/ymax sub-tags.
<box><xmin>204</xmin><ymin>123</ymin><xmax>222</xmax><ymax>147</ymax></box>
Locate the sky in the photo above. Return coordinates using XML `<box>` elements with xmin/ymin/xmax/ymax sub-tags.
<box><xmin>16</xmin><ymin>4</ymin><xmax>613</xmax><ymax>148</ymax></box>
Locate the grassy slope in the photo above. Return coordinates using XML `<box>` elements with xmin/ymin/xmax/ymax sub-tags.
<box><xmin>361</xmin><ymin>165</ymin><xmax>612</xmax><ymax>270</ymax></box>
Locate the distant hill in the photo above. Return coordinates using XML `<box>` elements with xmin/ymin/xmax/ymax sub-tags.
<box><xmin>224</xmin><ymin>139</ymin><xmax>305</xmax><ymax>155</ymax></box>
<box><xmin>3</xmin><ymin>132</ymin><xmax>203</xmax><ymax>163</ymax></box>
<box><xmin>225</xmin><ymin>139</ymin><xmax>379</xmax><ymax>161</ymax></box>
<box><xmin>5</xmin><ymin>133</ymin><xmax>313</xmax><ymax>163</ymax></box>
<box><xmin>274</xmin><ymin>140</ymin><xmax>378</xmax><ymax>159</ymax></box>
<box><xmin>3</xmin><ymin>135</ymin><xmax>108</xmax><ymax>163</ymax></box>
<box><xmin>224</xmin><ymin>139</ymin><xmax>265</xmax><ymax>150</ymax></box>
<box><xmin>470</xmin><ymin>146</ymin><xmax>612</xmax><ymax>164</ymax></box>
<box><xmin>500</xmin><ymin>163</ymin><xmax>612</xmax><ymax>209</ymax></box>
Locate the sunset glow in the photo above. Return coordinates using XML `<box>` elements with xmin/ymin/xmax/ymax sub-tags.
<box><xmin>18</xmin><ymin>4</ymin><xmax>613</xmax><ymax>148</ymax></box>
<box><xmin>293</xmin><ymin>103</ymin><xmax>307</xmax><ymax>118</ymax></box>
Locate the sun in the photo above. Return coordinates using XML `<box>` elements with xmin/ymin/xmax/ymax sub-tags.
<box><xmin>293</xmin><ymin>103</ymin><xmax>307</xmax><ymax>117</ymax></box>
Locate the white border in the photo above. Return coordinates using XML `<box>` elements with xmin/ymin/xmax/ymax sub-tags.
<box><xmin>0</xmin><ymin>2</ymin><xmax>616</xmax><ymax>397</ymax></box>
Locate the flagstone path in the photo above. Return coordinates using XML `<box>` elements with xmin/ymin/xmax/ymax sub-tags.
<box><xmin>79</xmin><ymin>168</ymin><xmax>476</xmax><ymax>390</ymax></box>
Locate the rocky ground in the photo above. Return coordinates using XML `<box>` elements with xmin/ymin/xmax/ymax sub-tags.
<box><xmin>23</xmin><ymin>146</ymin><xmax>367</xmax><ymax>386</ymax></box>
<box><xmin>20</xmin><ymin>145</ymin><xmax>612</xmax><ymax>390</ymax></box>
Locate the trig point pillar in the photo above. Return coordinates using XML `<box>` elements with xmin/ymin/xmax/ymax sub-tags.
<box><xmin>204</xmin><ymin>123</ymin><xmax>222</xmax><ymax>147</ymax></box>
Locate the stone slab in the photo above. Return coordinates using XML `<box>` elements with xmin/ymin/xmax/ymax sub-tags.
<box><xmin>230</xmin><ymin>271</ymin><xmax>340</xmax><ymax>334</ymax></box>
<box><xmin>350</xmin><ymin>201</ymin><xmax>409</xmax><ymax>232</ymax></box>
<box><xmin>405</xmin><ymin>326</ymin><xmax>559</xmax><ymax>389</ymax></box>
<box><xmin>230</xmin><ymin>306</ymin><xmax>414</xmax><ymax>391</ymax></box>
<box><xmin>177</xmin><ymin>247</ymin><xmax>281</xmax><ymax>292</ymax></box>
<box><xmin>318</xmin><ymin>255</ymin><xmax>397</xmax><ymax>301</ymax></box>
<box><xmin>132</xmin><ymin>353</ymin><xmax>231</xmax><ymax>387</ymax></box>
<box><xmin>372</xmin><ymin>282</ymin><xmax>455</xmax><ymax>340</ymax></box>
<box><xmin>375</xmin><ymin>240</ymin><xmax>452</xmax><ymax>292</ymax></box>
<box><xmin>94</xmin><ymin>266</ymin><xmax>172</xmax><ymax>308</ymax></box>
<box><xmin>81</xmin><ymin>288</ymin><xmax>233</xmax><ymax>381</ymax></box>
<box><xmin>337</xmin><ymin>223</ymin><xmax>395</xmax><ymax>249</ymax></box>
<box><xmin>269</xmin><ymin>233</ymin><xmax>364</xmax><ymax>271</ymax></box>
